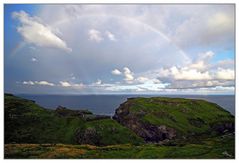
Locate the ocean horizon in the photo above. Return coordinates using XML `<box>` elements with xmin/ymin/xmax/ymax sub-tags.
<box><xmin>17</xmin><ymin>94</ymin><xmax>235</xmax><ymax>116</ymax></box>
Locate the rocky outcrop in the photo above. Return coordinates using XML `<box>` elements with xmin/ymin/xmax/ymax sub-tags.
<box><xmin>113</xmin><ymin>99</ymin><xmax>176</xmax><ymax>142</ymax></box>
<box><xmin>113</xmin><ymin>97</ymin><xmax>235</xmax><ymax>143</ymax></box>
<box><xmin>75</xmin><ymin>127</ymin><xmax>101</xmax><ymax>146</ymax></box>
<box><xmin>55</xmin><ymin>106</ymin><xmax>111</xmax><ymax>121</ymax></box>
<box><xmin>210</xmin><ymin>122</ymin><xmax>235</xmax><ymax>134</ymax></box>
<box><xmin>55</xmin><ymin>106</ymin><xmax>93</xmax><ymax>117</ymax></box>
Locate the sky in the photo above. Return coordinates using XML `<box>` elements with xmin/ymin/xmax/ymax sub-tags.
<box><xmin>4</xmin><ymin>4</ymin><xmax>235</xmax><ymax>95</ymax></box>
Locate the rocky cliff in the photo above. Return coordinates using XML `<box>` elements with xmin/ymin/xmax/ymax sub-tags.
<box><xmin>113</xmin><ymin>97</ymin><xmax>234</xmax><ymax>142</ymax></box>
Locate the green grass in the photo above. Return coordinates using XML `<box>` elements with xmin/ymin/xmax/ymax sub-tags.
<box><xmin>4</xmin><ymin>94</ymin><xmax>235</xmax><ymax>159</ymax></box>
<box><xmin>4</xmin><ymin>133</ymin><xmax>235</xmax><ymax>159</ymax></box>
<box><xmin>126</xmin><ymin>97</ymin><xmax>234</xmax><ymax>135</ymax></box>
<box><xmin>5</xmin><ymin>94</ymin><xmax>84</xmax><ymax>144</ymax></box>
<box><xmin>5</xmin><ymin>94</ymin><xmax>143</xmax><ymax>145</ymax></box>
<box><xmin>77</xmin><ymin>119</ymin><xmax>144</xmax><ymax>146</ymax></box>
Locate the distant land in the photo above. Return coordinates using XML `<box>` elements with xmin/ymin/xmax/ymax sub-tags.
<box><xmin>18</xmin><ymin>94</ymin><xmax>235</xmax><ymax>115</ymax></box>
<box><xmin>4</xmin><ymin>93</ymin><xmax>235</xmax><ymax>159</ymax></box>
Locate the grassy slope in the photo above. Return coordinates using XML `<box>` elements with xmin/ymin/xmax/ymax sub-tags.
<box><xmin>5</xmin><ymin>94</ymin><xmax>84</xmax><ymax>144</ymax></box>
<box><xmin>4</xmin><ymin>94</ymin><xmax>235</xmax><ymax>159</ymax></box>
<box><xmin>77</xmin><ymin>119</ymin><xmax>144</xmax><ymax>146</ymax></box>
<box><xmin>128</xmin><ymin>97</ymin><xmax>234</xmax><ymax>135</ymax></box>
<box><xmin>4</xmin><ymin>133</ymin><xmax>234</xmax><ymax>159</ymax></box>
<box><xmin>4</xmin><ymin>94</ymin><xmax>143</xmax><ymax>145</ymax></box>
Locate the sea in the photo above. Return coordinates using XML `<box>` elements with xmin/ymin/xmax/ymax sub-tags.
<box><xmin>18</xmin><ymin>94</ymin><xmax>235</xmax><ymax>116</ymax></box>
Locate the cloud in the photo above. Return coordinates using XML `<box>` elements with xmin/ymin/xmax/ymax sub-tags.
<box><xmin>35</xmin><ymin>81</ymin><xmax>55</xmax><ymax>86</ymax></box>
<box><xmin>215</xmin><ymin>68</ymin><xmax>234</xmax><ymax>80</ymax></box>
<box><xmin>69</xmin><ymin>73</ymin><xmax>76</xmax><ymax>80</ymax></box>
<box><xmin>123</xmin><ymin>67</ymin><xmax>134</xmax><ymax>83</ymax></box>
<box><xmin>170</xmin><ymin>66</ymin><xmax>212</xmax><ymax>80</ymax></box>
<box><xmin>7</xmin><ymin>5</ymin><xmax>234</xmax><ymax>94</ymax></box>
<box><xmin>94</xmin><ymin>79</ymin><xmax>102</xmax><ymax>85</ymax></box>
<box><xmin>88</xmin><ymin>29</ymin><xmax>103</xmax><ymax>42</ymax></box>
<box><xmin>111</xmin><ymin>69</ymin><xmax>122</xmax><ymax>75</ymax></box>
<box><xmin>23</xmin><ymin>80</ymin><xmax>55</xmax><ymax>86</ymax></box>
<box><xmin>137</xmin><ymin>50</ymin><xmax>235</xmax><ymax>91</ymax></box>
<box><xmin>135</xmin><ymin>76</ymin><xmax>149</xmax><ymax>83</ymax></box>
<box><xmin>23</xmin><ymin>81</ymin><xmax>34</xmax><ymax>85</ymax></box>
<box><xmin>189</xmin><ymin>51</ymin><xmax>214</xmax><ymax>71</ymax></box>
<box><xmin>155</xmin><ymin>51</ymin><xmax>234</xmax><ymax>82</ymax></box>
<box><xmin>167</xmin><ymin>80</ymin><xmax>234</xmax><ymax>90</ymax></box>
<box><xmin>207</xmin><ymin>12</ymin><xmax>233</xmax><ymax>31</ymax></box>
<box><xmin>105</xmin><ymin>31</ymin><xmax>117</xmax><ymax>41</ymax></box>
<box><xmin>59</xmin><ymin>81</ymin><xmax>71</xmax><ymax>87</ymax></box>
<box><xmin>135</xmin><ymin>77</ymin><xmax>161</xmax><ymax>85</ymax></box>
<box><xmin>31</xmin><ymin>57</ymin><xmax>37</xmax><ymax>62</ymax></box>
<box><xmin>159</xmin><ymin>65</ymin><xmax>233</xmax><ymax>82</ymax></box>
<box><xmin>59</xmin><ymin>81</ymin><xmax>85</xmax><ymax>88</ymax></box>
<box><xmin>112</xmin><ymin>67</ymin><xmax>135</xmax><ymax>83</ymax></box>
<box><xmin>103</xmin><ymin>80</ymin><xmax>168</xmax><ymax>92</ymax></box>
<box><xmin>172</xmin><ymin>8</ymin><xmax>234</xmax><ymax>49</ymax></box>
<box><xmin>12</xmin><ymin>11</ymin><xmax>72</xmax><ymax>52</ymax></box>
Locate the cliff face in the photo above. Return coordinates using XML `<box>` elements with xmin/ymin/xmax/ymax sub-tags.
<box><xmin>113</xmin><ymin>100</ymin><xmax>176</xmax><ymax>142</ymax></box>
<box><xmin>113</xmin><ymin>97</ymin><xmax>234</xmax><ymax>142</ymax></box>
<box><xmin>5</xmin><ymin>94</ymin><xmax>235</xmax><ymax>145</ymax></box>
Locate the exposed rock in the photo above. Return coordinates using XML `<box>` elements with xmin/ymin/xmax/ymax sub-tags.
<box><xmin>55</xmin><ymin>105</ymin><xmax>93</xmax><ymax>117</ymax></box>
<box><xmin>113</xmin><ymin>97</ymin><xmax>234</xmax><ymax>143</ymax></box>
<box><xmin>113</xmin><ymin>100</ymin><xmax>176</xmax><ymax>142</ymax></box>
<box><xmin>222</xmin><ymin>151</ymin><xmax>232</xmax><ymax>158</ymax></box>
<box><xmin>210</xmin><ymin>122</ymin><xmax>235</xmax><ymax>134</ymax></box>
<box><xmin>188</xmin><ymin>118</ymin><xmax>205</xmax><ymax>127</ymax></box>
<box><xmin>75</xmin><ymin>127</ymin><xmax>101</xmax><ymax>146</ymax></box>
<box><xmin>55</xmin><ymin>106</ymin><xmax>111</xmax><ymax>121</ymax></box>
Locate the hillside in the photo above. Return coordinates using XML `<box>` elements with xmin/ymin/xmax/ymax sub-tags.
<box><xmin>4</xmin><ymin>94</ymin><xmax>235</xmax><ymax>159</ymax></box>
<box><xmin>113</xmin><ymin>97</ymin><xmax>234</xmax><ymax>142</ymax></box>
<box><xmin>4</xmin><ymin>133</ymin><xmax>235</xmax><ymax>159</ymax></box>
<box><xmin>4</xmin><ymin>94</ymin><xmax>143</xmax><ymax>145</ymax></box>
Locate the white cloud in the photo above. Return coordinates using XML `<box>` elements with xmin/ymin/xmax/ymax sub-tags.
<box><xmin>189</xmin><ymin>51</ymin><xmax>214</xmax><ymax>71</ymax></box>
<box><xmin>141</xmin><ymin>50</ymin><xmax>235</xmax><ymax>90</ymax></box>
<box><xmin>23</xmin><ymin>80</ymin><xmax>54</xmax><ymax>86</ymax></box>
<box><xmin>111</xmin><ymin>67</ymin><xmax>134</xmax><ymax>84</ymax></box>
<box><xmin>173</xmin><ymin>9</ymin><xmax>234</xmax><ymax>49</ymax></box>
<box><xmin>123</xmin><ymin>67</ymin><xmax>134</xmax><ymax>83</ymax></box>
<box><xmin>59</xmin><ymin>81</ymin><xmax>71</xmax><ymax>87</ymax></box>
<box><xmin>35</xmin><ymin>81</ymin><xmax>55</xmax><ymax>86</ymax></box>
<box><xmin>105</xmin><ymin>31</ymin><xmax>117</xmax><ymax>41</ymax></box>
<box><xmin>29</xmin><ymin>46</ymin><xmax>36</xmax><ymax>50</ymax></box>
<box><xmin>95</xmin><ymin>79</ymin><xmax>102</xmax><ymax>85</ymax></box>
<box><xmin>31</xmin><ymin>57</ymin><xmax>37</xmax><ymax>62</ymax></box>
<box><xmin>12</xmin><ymin>11</ymin><xmax>72</xmax><ymax>52</ymax></box>
<box><xmin>88</xmin><ymin>29</ymin><xmax>103</xmax><ymax>42</ymax></box>
<box><xmin>207</xmin><ymin>12</ymin><xmax>233</xmax><ymax>31</ymax></box>
<box><xmin>104</xmin><ymin>80</ymin><xmax>168</xmax><ymax>92</ymax></box>
<box><xmin>156</xmin><ymin>51</ymin><xmax>234</xmax><ymax>82</ymax></box>
<box><xmin>158</xmin><ymin>65</ymin><xmax>234</xmax><ymax>82</ymax></box>
<box><xmin>215</xmin><ymin>68</ymin><xmax>234</xmax><ymax>80</ymax></box>
<box><xmin>69</xmin><ymin>73</ymin><xmax>76</xmax><ymax>80</ymax></box>
<box><xmin>23</xmin><ymin>81</ymin><xmax>34</xmax><ymax>85</ymax></box>
<box><xmin>59</xmin><ymin>81</ymin><xmax>85</xmax><ymax>88</ymax></box>
<box><xmin>111</xmin><ymin>69</ymin><xmax>122</xmax><ymax>75</ymax></box>
<box><xmin>200</xmin><ymin>51</ymin><xmax>214</xmax><ymax>60</ymax></box>
<box><xmin>170</xmin><ymin>66</ymin><xmax>212</xmax><ymax>80</ymax></box>
<box><xmin>112</xmin><ymin>67</ymin><xmax>162</xmax><ymax>86</ymax></box>
<box><xmin>156</xmin><ymin>66</ymin><xmax>212</xmax><ymax>81</ymax></box>
<box><xmin>135</xmin><ymin>76</ymin><xmax>149</xmax><ymax>83</ymax></box>
<box><xmin>10</xmin><ymin>6</ymin><xmax>234</xmax><ymax>94</ymax></box>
